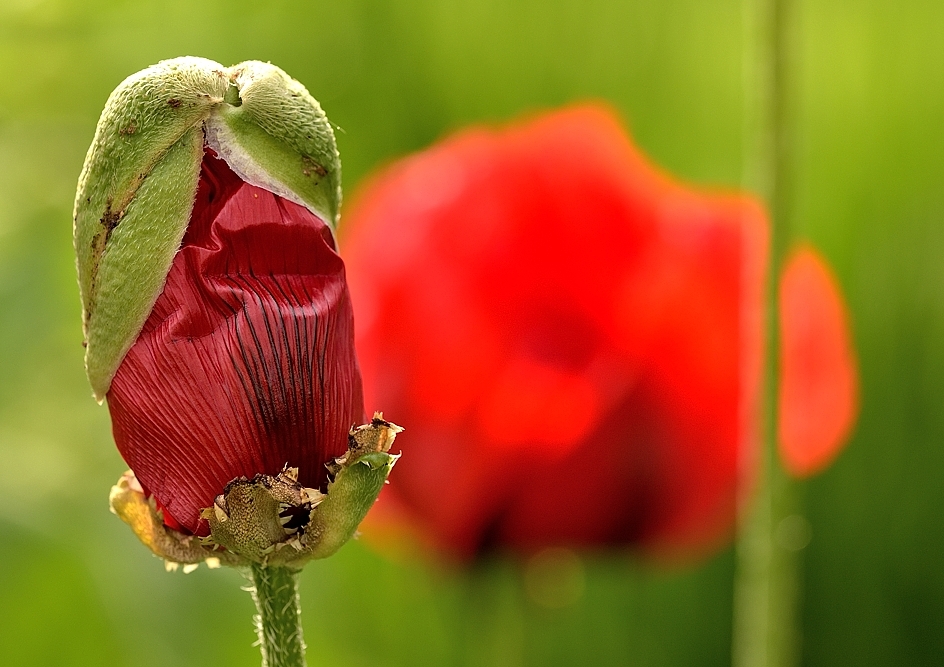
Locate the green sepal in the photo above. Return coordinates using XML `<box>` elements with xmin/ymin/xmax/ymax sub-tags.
<box><xmin>80</xmin><ymin>126</ymin><xmax>204</xmax><ymax>400</ymax></box>
<box><xmin>302</xmin><ymin>449</ymin><xmax>399</xmax><ymax>561</ymax></box>
<box><xmin>206</xmin><ymin>61</ymin><xmax>341</xmax><ymax>227</ymax></box>
<box><xmin>74</xmin><ymin>57</ymin><xmax>228</xmax><ymax>400</ymax></box>
<box><xmin>74</xmin><ymin>57</ymin><xmax>341</xmax><ymax>400</ymax></box>
<box><xmin>201</xmin><ymin>446</ymin><xmax>399</xmax><ymax>568</ymax></box>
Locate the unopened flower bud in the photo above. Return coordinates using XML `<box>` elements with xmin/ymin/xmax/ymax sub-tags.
<box><xmin>75</xmin><ymin>57</ymin><xmax>398</xmax><ymax>569</ymax></box>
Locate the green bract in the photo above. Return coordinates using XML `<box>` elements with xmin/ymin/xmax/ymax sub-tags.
<box><xmin>73</xmin><ymin>57</ymin><xmax>341</xmax><ymax>401</ymax></box>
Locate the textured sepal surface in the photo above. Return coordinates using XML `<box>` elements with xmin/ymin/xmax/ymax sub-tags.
<box><xmin>203</xmin><ymin>414</ymin><xmax>401</xmax><ymax>567</ymax></box>
<box><xmin>205</xmin><ymin>61</ymin><xmax>341</xmax><ymax>228</ymax></box>
<box><xmin>75</xmin><ymin>57</ymin><xmax>341</xmax><ymax>399</ymax></box>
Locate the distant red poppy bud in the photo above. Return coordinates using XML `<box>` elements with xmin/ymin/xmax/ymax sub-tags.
<box><xmin>345</xmin><ymin>105</ymin><xmax>769</xmax><ymax>559</ymax></box>
<box><xmin>778</xmin><ymin>245</ymin><xmax>858</xmax><ymax>477</ymax></box>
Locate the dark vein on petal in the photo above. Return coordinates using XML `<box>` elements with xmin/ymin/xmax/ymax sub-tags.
<box><xmin>318</xmin><ymin>289</ymin><xmax>329</xmax><ymax>427</ymax></box>
<box><xmin>270</xmin><ymin>275</ymin><xmax>308</xmax><ymax>440</ymax></box>
<box><xmin>258</xmin><ymin>275</ymin><xmax>298</xmax><ymax>433</ymax></box>
<box><xmin>233</xmin><ymin>296</ymin><xmax>278</xmax><ymax>448</ymax></box>
<box><xmin>249</xmin><ymin>282</ymin><xmax>290</xmax><ymax>450</ymax></box>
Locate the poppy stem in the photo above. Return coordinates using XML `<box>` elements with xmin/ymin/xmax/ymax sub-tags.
<box><xmin>249</xmin><ymin>564</ymin><xmax>307</xmax><ymax>667</ymax></box>
<box><xmin>732</xmin><ymin>0</ymin><xmax>802</xmax><ymax>664</ymax></box>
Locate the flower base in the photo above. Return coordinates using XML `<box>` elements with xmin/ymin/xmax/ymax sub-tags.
<box><xmin>109</xmin><ymin>413</ymin><xmax>402</xmax><ymax>570</ymax></box>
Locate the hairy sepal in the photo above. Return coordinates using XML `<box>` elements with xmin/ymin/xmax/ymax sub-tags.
<box><xmin>75</xmin><ymin>57</ymin><xmax>341</xmax><ymax>399</ymax></box>
<box><xmin>204</xmin><ymin>414</ymin><xmax>401</xmax><ymax>568</ymax></box>
<box><xmin>205</xmin><ymin>61</ymin><xmax>341</xmax><ymax>227</ymax></box>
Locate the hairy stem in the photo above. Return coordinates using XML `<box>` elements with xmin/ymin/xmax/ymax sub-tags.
<box><xmin>732</xmin><ymin>0</ymin><xmax>802</xmax><ymax>664</ymax></box>
<box><xmin>249</xmin><ymin>564</ymin><xmax>307</xmax><ymax>667</ymax></box>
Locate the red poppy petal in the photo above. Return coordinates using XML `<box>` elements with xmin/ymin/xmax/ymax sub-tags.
<box><xmin>346</xmin><ymin>104</ymin><xmax>768</xmax><ymax>559</ymax></box>
<box><xmin>778</xmin><ymin>245</ymin><xmax>858</xmax><ymax>477</ymax></box>
<box><xmin>107</xmin><ymin>150</ymin><xmax>364</xmax><ymax>534</ymax></box>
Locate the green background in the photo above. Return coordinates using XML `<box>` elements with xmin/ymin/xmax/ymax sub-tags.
<box><xmin>1</xmin><ymin>0</ymin><xmax>942</xmax><ymax>664</ymax></box>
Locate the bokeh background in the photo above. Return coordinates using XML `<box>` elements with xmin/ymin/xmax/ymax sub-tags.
<box><xmin>1</xmin><ymin>0</ymin><xmax>943</xmax><ymax>664</ymax></box>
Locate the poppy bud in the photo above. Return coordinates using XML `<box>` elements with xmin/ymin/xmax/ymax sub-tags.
<box><xmin>75</xmin><ymin>57</ymin><xmax>398</xmax><ymax>568</ymax></box>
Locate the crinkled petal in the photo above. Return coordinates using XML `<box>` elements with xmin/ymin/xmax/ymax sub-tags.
<box><xmin>108</xmin><ymin>150</ymin><xmax>363</xmax><ymax>534</ymax></box>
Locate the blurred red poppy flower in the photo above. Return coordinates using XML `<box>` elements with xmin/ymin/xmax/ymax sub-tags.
<box><xmin>106</xmin><ymin>149</ymin><xmax>364</xmax><ymax>535</ymax></box>
<box><xmin>778</xmin><ymin>245</ymin><xmax>858</xmax><ymax>477</ymax></box>
<box><xmin>344</xmin><ymin>105</ymin><xmax>771</xmax><ymax>559</ymax></box>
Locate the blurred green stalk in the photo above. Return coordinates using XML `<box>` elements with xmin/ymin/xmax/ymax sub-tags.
<box><xmin>731</xmin><ymin>0</ymin><xmax>802</xmax><ymax>664</ymax></box>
